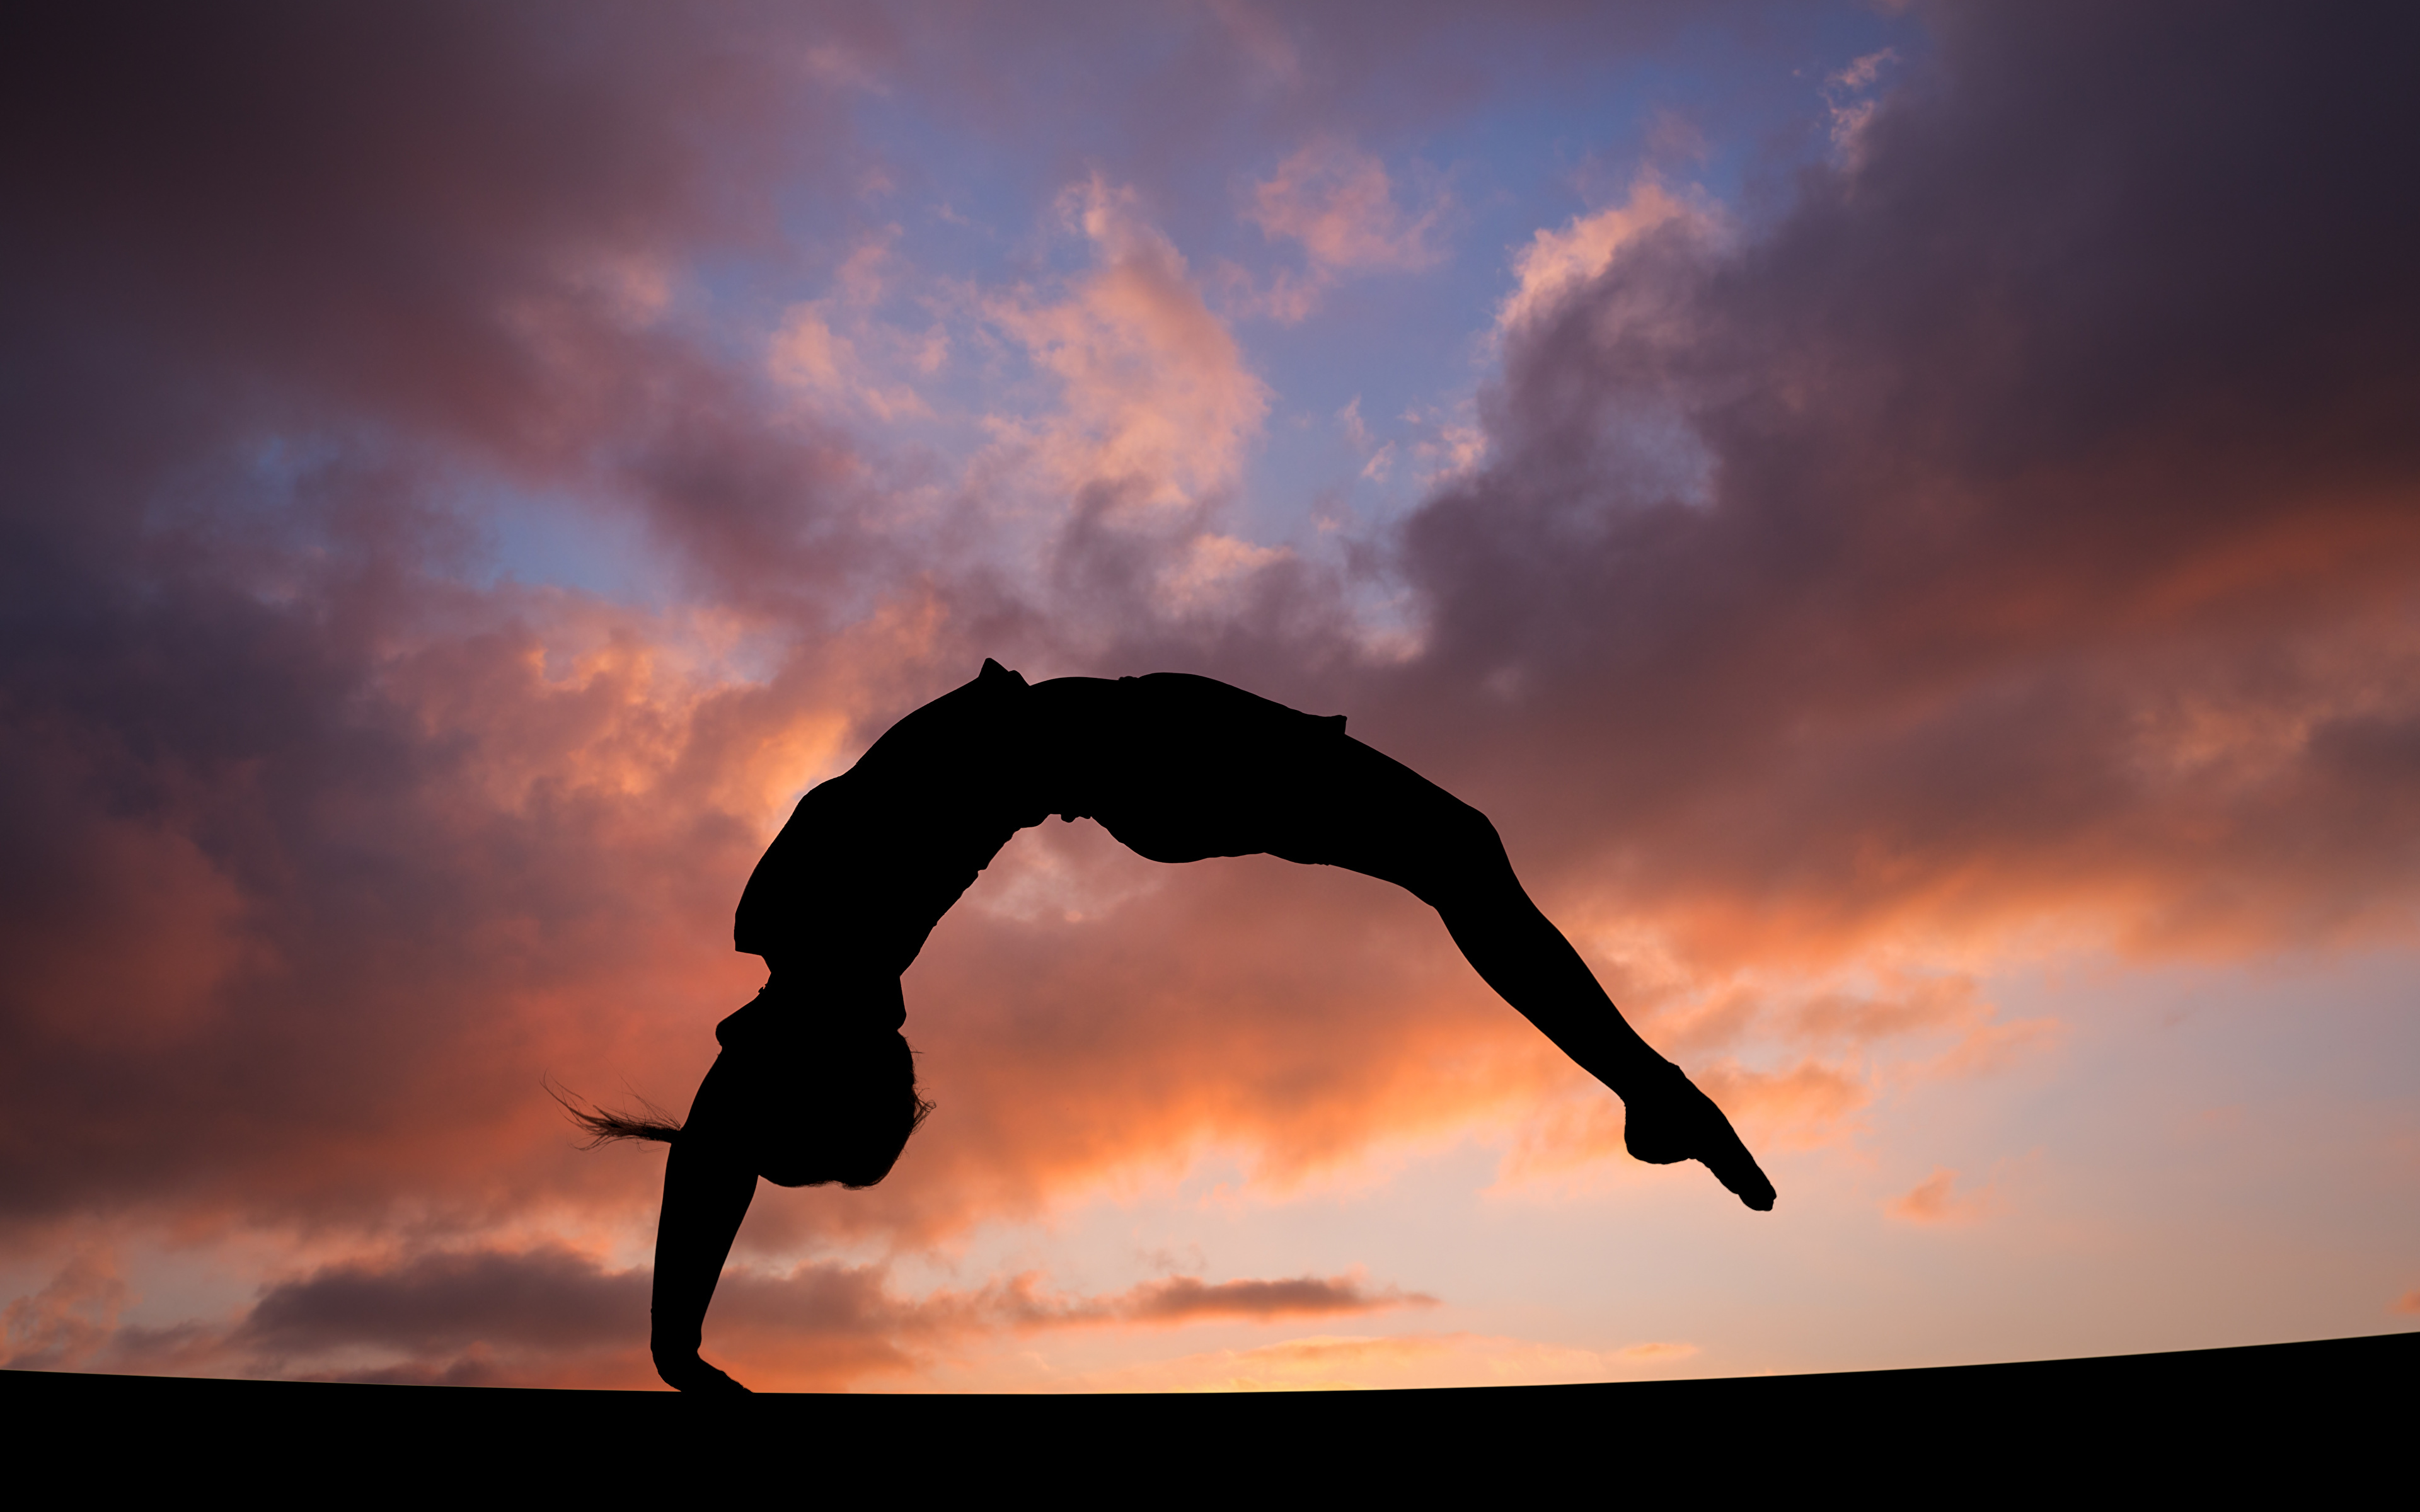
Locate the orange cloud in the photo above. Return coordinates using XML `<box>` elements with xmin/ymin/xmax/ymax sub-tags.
<box><xmin>1887</xmin><ymin>1167</ymin><xmax>2006</xmax><ymax>1225</ymax></box>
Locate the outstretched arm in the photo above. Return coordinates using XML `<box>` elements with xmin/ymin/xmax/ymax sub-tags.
<box><xmin>651</xmin><ymin>1055</ymin><xmax>759</xmax><ymax>1392</ymax></box>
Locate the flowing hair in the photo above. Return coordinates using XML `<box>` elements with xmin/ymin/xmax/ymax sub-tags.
<box><xmin>547</xmin><ymin>1079</ymin><xmax>683</xmax><ymax>1146</ymax></box>
<box><xmin>544</xmin><ymin>1070</ymin><xmax>936</xmax><ymax>1152</ymax></box>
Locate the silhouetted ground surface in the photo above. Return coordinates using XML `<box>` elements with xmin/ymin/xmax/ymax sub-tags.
<box><xmin>6</xmin><ymin>1333</ymin><xmax>2405</xmax><ymax>1487</ymax></box>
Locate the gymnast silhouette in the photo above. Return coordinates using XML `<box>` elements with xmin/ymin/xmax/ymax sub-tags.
<box><xmin>573</xmin><ymin>660</ymin><xmax>1774</xmax><ymax>1392</ymax></box>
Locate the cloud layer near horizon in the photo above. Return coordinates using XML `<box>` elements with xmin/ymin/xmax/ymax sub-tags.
<box><xmin>4</xmin><ymin>1</ymin><xmax>2415</xmax><ymax>1385</ymax></box>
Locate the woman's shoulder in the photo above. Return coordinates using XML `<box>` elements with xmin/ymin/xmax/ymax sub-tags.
<box><xmin>850</xmin><ymin>659</ymin><xmax>1033</xmax><ymax>774</ymax></box>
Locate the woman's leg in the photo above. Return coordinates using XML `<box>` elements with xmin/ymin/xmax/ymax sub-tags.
<box><xmin>1269</xmin><ymin>738</ymin><xmax>1776</xmax><ymax>1209</ymax></box>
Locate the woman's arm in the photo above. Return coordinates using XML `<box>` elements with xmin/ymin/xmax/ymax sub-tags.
<box><xmin>650</xmin><ymin>1055</ymin><xmax>759</xmax><ymax>1392</ymax></box>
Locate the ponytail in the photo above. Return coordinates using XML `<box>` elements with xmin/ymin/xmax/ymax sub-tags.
<box><xmin>548</xmin><ymin>1080</ymin><xmax>683</xmax><ymax>1147</ymax></box>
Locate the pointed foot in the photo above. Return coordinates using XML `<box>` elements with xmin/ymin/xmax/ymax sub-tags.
<box><xmin>1625</xmin><ymin>1065</ymin><xmax>1777</xmax><ymax>1211</ymax></box>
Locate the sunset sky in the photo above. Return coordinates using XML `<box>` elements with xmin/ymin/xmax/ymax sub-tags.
<box><xmin>5</xmin><ymin>1</ymin><xmax>2417</xmax><ymax>1390</ymax></box>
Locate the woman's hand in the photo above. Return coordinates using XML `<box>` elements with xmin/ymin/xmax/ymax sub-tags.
<box><xmin>654</xmin><ymin>1344</ymin><xmax>752</xmax><ymax>1393</ymax></box>
<box><xmin>647</xmin><ymin>1055</ymin><xmax>764</xmax><ymax>1394</ymax></box>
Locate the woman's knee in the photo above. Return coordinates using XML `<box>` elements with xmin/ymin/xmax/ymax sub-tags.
<box><xmin>1326</xmin><ymin>787</ymin><xmax>1515</xmax><ymax>906</ymax></box>
<box><xmin>1439</xmin><ymin>795</ymin><xmax>1507</xmax><ymax>859</ymax></box>
<box><xmin>1410</xmin><ymin>798</ymin><xmax>1518</xmax><ymax>898</ymax></box>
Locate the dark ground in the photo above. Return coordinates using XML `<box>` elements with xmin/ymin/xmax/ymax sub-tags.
<box><xmin>8</xmin><ymin>1332</ymin><xmax>2407</xmax><ymax>1489</ymax></box>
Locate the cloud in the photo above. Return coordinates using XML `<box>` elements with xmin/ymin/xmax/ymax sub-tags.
<box><xmin>1114</xmin><ymin>1271</ymin><xmax>1435</xmax><ymax>1324</ymax></box>
<box><xmin>1385</xmin><ymin>2</ymin><xmax>2420</xmax><ymax>980</ymax></box>
<box><xmin>1822</xmin><ymin>47</ymin><xmax>1900</xmax><ymax>164</ymax></box>
<box><xmin>768</xmin><ymin>228</ymin><xmax>944</xmax><ymax>422</ymax></box>
<box><xmin>1495</xmin><ymin>173</ymin><xmax>1710</xmax><ymax>333</ymax></box>
<box><xmin>0</xmin><ymin>1248</ymin><xmax>129</xmax><ymax>1372</ymax></box>
<box><xmin>4</xmin><ymin>0</ymin><xmax>2418</xmax><ymax>1394</ymax></box>
<box><xmin>1337</xmin><ymin>397</ymin><xmax>1374</xmax><ymax>453</ymax></box>
<box><xmin>0</xmin><ymin>1</ymin><xmax>837</xmax><ymax>464</ymax></box>
<box><xmin>0</xmin><ymin>1</ymin><xmax>919</xmax><ymax>1239</ymax></box>
<box><xmin>1204</xmin><ymin>0</ymin><xmax>1301</xmax><ymax>85</ymax></box>
<box><xmin>770</xmin><ymin>307</ymin><xmax>935</xmax><ymax>423</ymax></box>
<box><xmin>238</xmin><ymin>1245</ymin><xmax>645</xmax><ymax>1357</ymax></box>
<box><xmin>1159</xmin><ymin>534</ymin><xmax>1296</xmax><ymax>613</ymax></box>
<box><xmin>20</xmin><ymin>1239</ymin><xmax>1433</xmax><ymax>1390</ymax></box>
<box><xmin>1240</xmin><ymin>139</ymin><xmax>1447</xmax><ymax>322</ymax></box>
<box><xmin>1887</xmin><ymin>1167</ymin><xmax>2002</xmax><ymax>1225</ymax></box>
<box><xmin>983</xmin><ymin>177</ymin><xmax>1270</xmax><ymax>510</ymax></box>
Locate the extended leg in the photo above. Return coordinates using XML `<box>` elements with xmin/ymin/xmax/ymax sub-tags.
<box><xmin>1276</xmin><ymin>740</ymin><xmax>1776</xmax><ymax>1210</ymax></box>
<box><xmin>1431</xmin><ymin>855</ymin><xmax>1775</xmax><ymax>1209</ymax></box>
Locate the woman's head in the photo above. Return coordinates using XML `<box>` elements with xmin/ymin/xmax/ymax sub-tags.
<box><xmin>563</xmin><ymin>982</ymin><xmax>933</xmax><ymax>1188</ymax></box>
<box><xmin>733</xmin><ymin>1028</ymin><xmax>933</xmax><ymax>1189</ymax></box>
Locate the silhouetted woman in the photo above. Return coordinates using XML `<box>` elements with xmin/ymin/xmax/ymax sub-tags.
<box><xmin>579</xmin><ymin>660</ymin><xmax>1774</xmax><ymax>1392</ymax></box>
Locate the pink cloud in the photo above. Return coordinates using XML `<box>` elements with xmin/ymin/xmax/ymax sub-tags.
<box><xmin>1495</xmin><ymin>173</ymin><xmax>1708</xmax><ymax>333</ymax></box>
<box><xmin>0</xmin><ymin>1249</ymin><xmax>129</xmax><ymax>1373</ymax></box>
<box><xmin>1240</xmin><ymin>139</ymin><xmax>1447</xmax><ymax>322</ymax></box>
<box><xmin>983</xmin><ymin>177</ymin><xmax>1270</xmax><ymax>511</ymax></box>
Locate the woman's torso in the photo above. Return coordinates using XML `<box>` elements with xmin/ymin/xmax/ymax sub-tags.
<box><xmin>733</xmin><ymin>664</ymin><xmax>1349</xmax><ymax>974</ymax></box>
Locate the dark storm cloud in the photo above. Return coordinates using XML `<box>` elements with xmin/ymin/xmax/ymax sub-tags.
<box><xmin>59</xmin><ymin>1242</ymin><xmax>1432</xmax><ymax>1387</ymax></box>
<box><xmin>1116</xmin><ymin>1272</ymin><xmax>1436</xmax><ymax>1323</ymax></box>
<box><xmin>238</xmin><ymin>1244</ymin><xmax>646</xmax><ymax>1356</ymax></box>
<box><xmin>2</xmin><ymin>1</ymin><xmax>804</xmax><ymax>446</ymax></box>
<box><xmin>0</xmin><ymin>1</ymin><xmax>879</xmax><ymax>1224</ymax></box>
<box><xmin>1314</xmin><ymin>1</ymin><xmax>2420</xmax><ymax>961</ymax></box>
